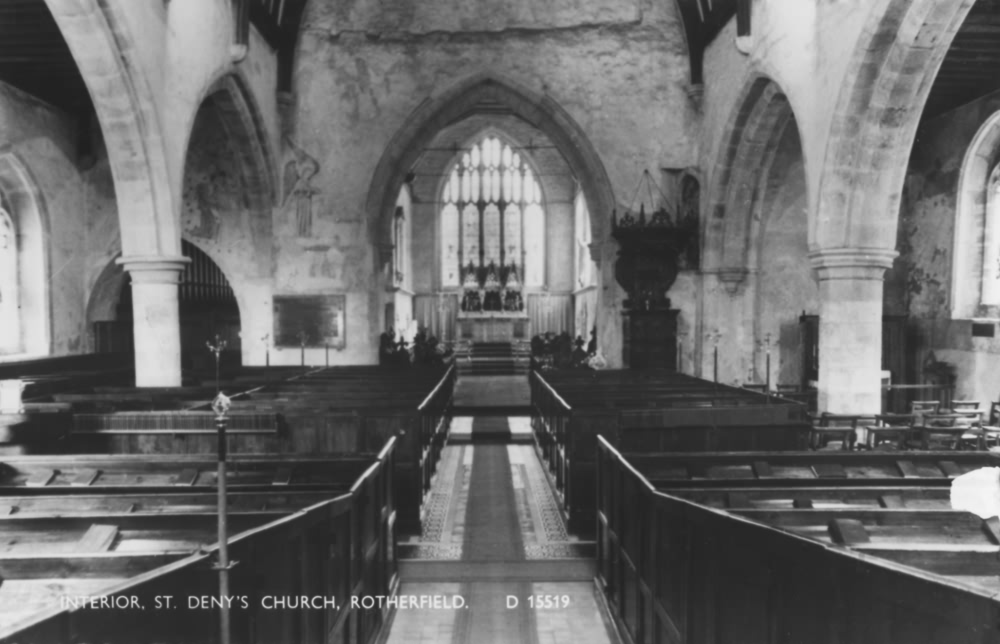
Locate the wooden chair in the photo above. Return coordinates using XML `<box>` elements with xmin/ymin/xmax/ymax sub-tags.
<box><xmin>865</xmin><ymin>413</ymin><xmax>916</xmax><ymax>450</ymax></box>
<box><xmin>917</xmin><ymin>412</ymin><xmax>983</xmax><ymax>450</ymax></box>
<box><xmin>809</xmin><ymin>413</ymin><xmax>867</xmax><ymax>451</ymax></box>
<box><xmin>982</xmin><ymin>402</ymin><xmax>1000</xmax><ymax>449</ymax></box>
<box><xmin>911</xmin><ymin>400</ymin><xmax>940</xmax><ymax>415</ymax></box>
<box><xmin>989</xmin><ymin>401</ymin><xmax>1000</xmax><ymax>426</ymax></box>
<box><xmin>950</xmin><ymin>400</ymin><xmax>981</xmax><ymax>411</ymax></box>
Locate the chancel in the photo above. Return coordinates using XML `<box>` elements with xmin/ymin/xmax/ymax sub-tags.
<box><xmin>3</xmin><ymin>0</ymin><xmax>1000</xmax><ymax>642</ymax></box>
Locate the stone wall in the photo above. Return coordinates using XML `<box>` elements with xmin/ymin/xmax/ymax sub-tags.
<box><xmin>897</xmin><ymin>89</ymin><xmax>1000</xmax><ymax>402</ymax></box>
<box><xmin>287</xmin><ymin>0</ymin><xmax>697</xmax><ymax>363</ymax></box>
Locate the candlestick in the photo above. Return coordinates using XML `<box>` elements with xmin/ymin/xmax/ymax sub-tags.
<box><xmin>763</xmin><ymin>333</ymin><xmax>772</xmax><ymax>394</ymax></box>
<box><xmin>206</xmin><ymin>334</ymin><xmax>227</xmax><ymax>395</ymax></box>
<box><xmin>706</xmin><ymin>329</ymin><xmax>722</xmax><ymax>384</ymax></box>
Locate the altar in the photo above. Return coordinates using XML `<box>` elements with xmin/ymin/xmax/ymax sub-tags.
<box><xmin>457</xmin><ymin>313</ymin><xmax>530</xmax><ymax>342</ymax></box>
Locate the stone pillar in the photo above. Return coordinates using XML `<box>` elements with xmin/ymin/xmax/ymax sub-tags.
<box><xmin>117</xmin><ymin>256</ymin><xmax>191</xmax><ymax>387</ymax></box>
<box><xmin>809</xmin><ymin>249</ymin><xmax>897</xmax><ymax>414</ymax></box>
<box><xmin>592</xmin><ymin>239</ymin><xmax>624</xmax><ymax>368</ymax></box>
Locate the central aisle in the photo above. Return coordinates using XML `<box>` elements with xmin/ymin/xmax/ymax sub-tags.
<box><xmin>387</xmin><ymin>416</ymin><xmax>618</xmax><ymax>644</ymax></box>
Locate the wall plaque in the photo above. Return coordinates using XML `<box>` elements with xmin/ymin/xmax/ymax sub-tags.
<box><xmin>273</xmin><ymin>295</ymin><xmax>346</xmax><ymax>348</ymax></box>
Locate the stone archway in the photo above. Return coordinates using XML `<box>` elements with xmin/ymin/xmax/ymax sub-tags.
<box><xmin>808</xmin><ymin>0</ymin><xmax>977</xmax><ymax>413</ymax></box>
<box><xmin>183</xmin><ymin>73</ymin><xmax>279</xmax><ymax>217</ymax></box>
<box><xmin>699</xmin><ymin>73</ymin><xmax>805</xmax><ymax>383</ymax></box>
<box><xmin>177</xmin><ymin>73</ymin><xmax>278</xmax><ymax>365</ymax></box>
<box><xmin>365</xmin><ymin>73</ymin><xmax>616</xmax><ymax>269</ymax></box>
<box><xmin>814</xmin><ymin>0</ymin><xmax>977</xmax><ymax>254</ymax></box>
<box><xmin>704</xmin><ymin>74</ymin><xmax>798</xmax><ymax>283</ymax></box>
<box><xmin>43</xmin><ymin>0</ymin><xmax>179</xmax><ymax>258</ymax></box>
<box><xmin>366</xmin><ymin>74</ymin><xmax>619</xmax><ymax>359</ymax></box>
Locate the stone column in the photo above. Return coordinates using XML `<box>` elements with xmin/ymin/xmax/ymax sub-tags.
<box><xmin>117</xmin><ymin>256</ymin><xmax>191</xmax><ymax>387</ymax></box>
<box><xmin>809</xmin><ymin>248</ymin><xmax>897</xmax><ymax>414</ymax></box>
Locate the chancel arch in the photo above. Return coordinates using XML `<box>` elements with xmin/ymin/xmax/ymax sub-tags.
<box><xmin>366</xmin><ymin>74</ymin><xmax>615</xmax><ymax>274</ymax></box>
<box><xmin>405</xmin><ymin>114</ymin><xmax>579</xmax><ymax>345</ymax></box>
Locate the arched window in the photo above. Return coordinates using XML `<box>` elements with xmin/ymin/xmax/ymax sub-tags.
<box><xmin>440</xmin><ymin>135</ymin><xmax>545</xmax><ymax>313</ymax></box>
<box><xmin>0</xmin><ymin>194</ymin><xmax>19</xmax><ymax>354</ymax></box>
<box><xmin>981</xmin><ymin>165</ymin><xmax>1000</xmax><ymax>305</ymax></box>
<box><xmin>953</xmin><ymin>111</ymin><xmax>1000</xmax><ymax>318</ymax></box>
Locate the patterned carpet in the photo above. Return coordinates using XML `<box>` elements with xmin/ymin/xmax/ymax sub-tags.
<box><xmin>388</xmin><ymin>418</ymin><xmax>612</xmax><ymax>644</ymax></box>
<box><xmin>398</xmin><ymin>436</ymin><xmax>589</xmax><ymax>561</ymax></box>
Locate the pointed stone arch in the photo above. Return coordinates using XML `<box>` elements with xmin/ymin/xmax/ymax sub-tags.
<box><xmin>703</xmin><ymin>74</ymin><xmax>800</xmax><ymax>288</ymax></box>
<box><xmin>43</xmin><ymin>0</ymin><xmax>180</xmax><ymax>258</ymax></box>
<box><xmin>365</xmin><ymin>73</ymin><xmax>615</xmax><ymax>269</ymax></box>
<box><xmin>183</xmin><ymin>72</ymin><xmax>280</xmax><ymax>214</ymax></box>
<box><xmin>814</xmin><ymin>0</ymin><xmax>977</xmax><ymax>255</ymax></box>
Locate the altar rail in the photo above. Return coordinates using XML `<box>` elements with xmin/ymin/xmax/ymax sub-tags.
<box><xmin>0</xmin><ymin>438</ymin><xmax>398</xmax><ymax>644</ymax></box>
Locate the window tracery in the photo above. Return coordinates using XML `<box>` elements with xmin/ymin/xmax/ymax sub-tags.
<box><xmin>440</xmin><ymin>135</ymin><xmax>545</xmax><ymax>314</ymax></box>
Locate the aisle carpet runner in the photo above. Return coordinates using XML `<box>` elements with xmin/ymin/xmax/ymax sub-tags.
<box><xmin>398</xmin><ymin>419</ymin><xmax>587</xmax><ymax>561</ymax></box>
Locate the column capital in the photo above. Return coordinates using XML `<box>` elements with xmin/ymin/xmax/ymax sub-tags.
<box><xmin>116</xmin><ymin>255</ymin><xmax>191</xmax><ymax>284</ymax></box>
<box><xmin>808</xmin><ymin>248</ymin><xmax>897</xmax><ymax>281</ymax></box>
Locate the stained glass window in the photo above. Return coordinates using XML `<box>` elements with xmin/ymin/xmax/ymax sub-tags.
<box><xmin>440</xmin><ymin>134</ymin><xmax>545</xmax><ymax>302</ymax></box>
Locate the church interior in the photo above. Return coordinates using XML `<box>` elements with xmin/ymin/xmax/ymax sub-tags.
<box><xmin>2</xmin><ymin>0</ymin><xmax>1000</xmax><ymax>642</ymax></box>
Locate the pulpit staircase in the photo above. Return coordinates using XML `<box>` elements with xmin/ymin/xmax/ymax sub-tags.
<box><xmin>455</xmin><ymin>342</ymin><xmax>530</xmax><ymax>376</ymax></box>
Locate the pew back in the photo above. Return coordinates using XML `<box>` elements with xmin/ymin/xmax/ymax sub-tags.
<box><xmin>596</xmin><ymin>438</ymin><xmax>1000</xmax><ymax>644</ymax></box>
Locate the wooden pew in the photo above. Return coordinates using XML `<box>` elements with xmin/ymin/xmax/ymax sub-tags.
<box><xmin>596</xmin><ymin>438</ymin><xmax>1000</xmax><ymax>644</ymax></box>
<box><xmin>0</xmin><ymin>490</ymin><xmax>336</xmax><ymax>516</ymax></box>
<box><xmin>530</xmin><ymin>369</ymin><xmax>808</xmax><ymax>533</ymax></box>
<box><xmin>58</xmin><ymin>364</ymin><xmax>455</xmax><ymax>534</ymax></box>
<box><xmin>0</xmin><ymin>438</ymin><xmax>397</xmax><ymax>644</ymax></box>
<box><xmin>0</xmin><ymin>453</ymin><xmax>374</xmax><ymax>492</ymax></box>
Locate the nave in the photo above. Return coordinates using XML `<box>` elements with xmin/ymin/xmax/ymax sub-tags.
<box><xmin>386</xmin><ymin>418</ymin><xmax>617</xmax><ymax>644</ymax></box>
